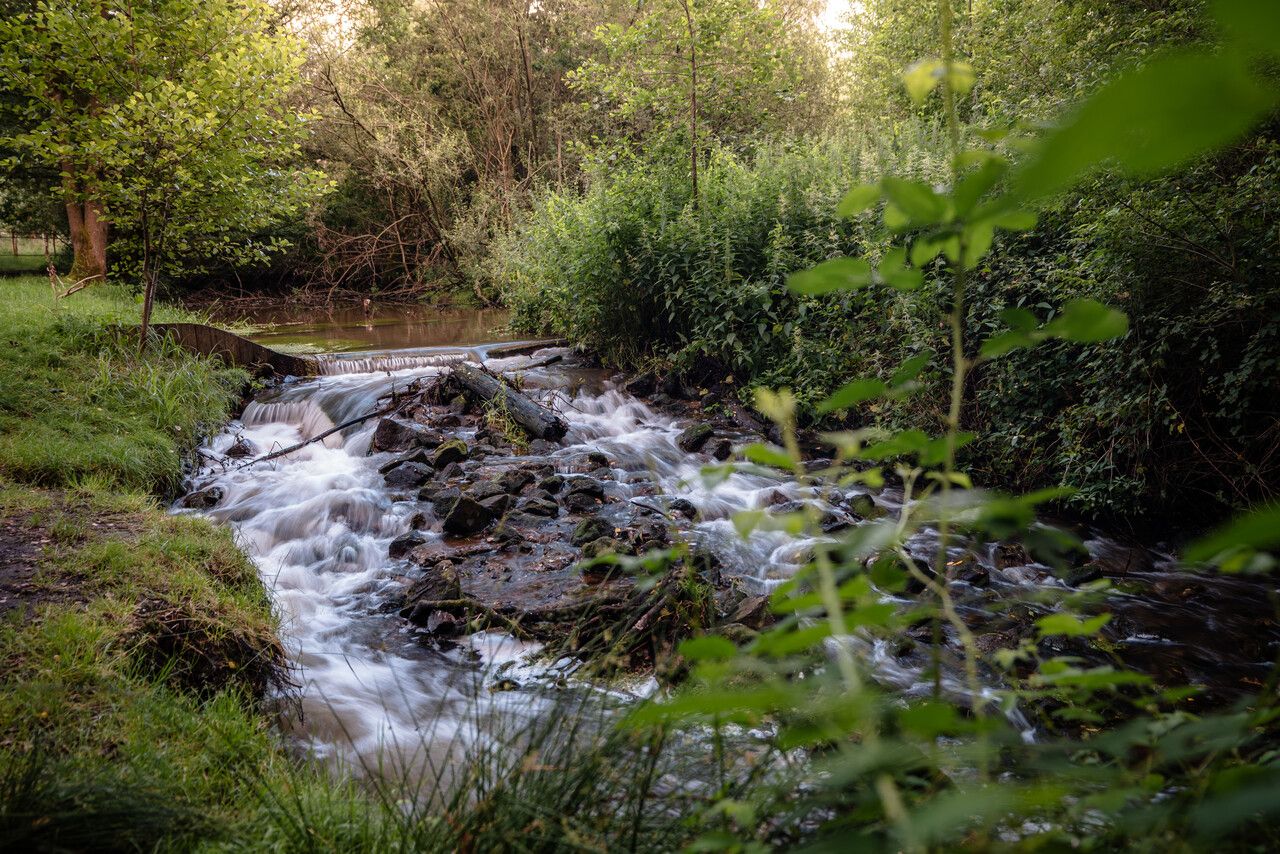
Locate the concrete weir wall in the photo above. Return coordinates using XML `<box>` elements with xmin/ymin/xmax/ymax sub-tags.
<box><xmin>149</xmin><ymin>323</ymin><xmax>318</xmax><ymax>377</ymax></box>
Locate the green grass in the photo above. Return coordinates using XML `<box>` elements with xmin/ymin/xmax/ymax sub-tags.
<box><xmin>0</xmin><ymin>276</ymin><xmax>249</xmax><ymax>493</ymax></box>
<box><xmin>0</xmin><ymin>255</ymin><xmax>48</xmax><ymax>274</ymax></box>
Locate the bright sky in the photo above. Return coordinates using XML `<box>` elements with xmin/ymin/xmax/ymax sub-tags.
<box><xmin>818</xmin><ymin>0</ymin><xmax>862</xmax><ymax>34</ymax></box>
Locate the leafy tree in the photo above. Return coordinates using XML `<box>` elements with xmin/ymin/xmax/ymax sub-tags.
<box><xmin>0</xmin><ymin>0</ymin><xmax>327</xmax><ymax>345</ymax></box>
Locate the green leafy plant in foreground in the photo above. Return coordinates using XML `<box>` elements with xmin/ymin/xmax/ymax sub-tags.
<box><xmin>625</xmin><ymin>0</ymin><xmax>1280</xmax><ymax>849</ymax></box>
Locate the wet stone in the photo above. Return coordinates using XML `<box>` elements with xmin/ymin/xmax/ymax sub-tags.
<box><xmin>729</xmin><ymin>594</ymin><xmax>774</xmax><ymax>630</ymax></box>
<box><xmin>436</xmin><ymin>461</ymin><xmax>464</xmax><ymax>481</ymax></box>
<box><xmin>388</xmin><ymin>531</ymin><xmax>427</xmax><ymax>559</ymax></box>
<box><xmin>521</xmin><ymin>497</ymin><xmax>560</xmax><ymax>518</ymax></box>
<box><xmin>443</xmin><ymin>495</ymin><xmax>496</xmax><ymax>536</ymax></box>
<box><xmin>226</xmin><ymin>436</ymin><xmax>256</xmax><ymax>458</ymax></box>
<box><xmin>384</xmin><ymin>462</ymin><xmax>433</xmax><ymax>489</ymax></box>
<box><xmin>466</xmin><ymin>480</ymin><xmax>506</xmax><ymax>502</ymax></box>
<box><xmin>378</xmin><ymin>448</ymin><xmax>433</xmax><ymax>475</ymax></box>
<box><xmin>370</xmin><ymin>418</ymin><xmax>442</xmax><ymax>454</ymax></box>
<box><xmin>478</xmin><ymin>493</ymin><xmax>514</xmax><ymax>516</ymax></box>
<box><xmin>676</xmin><ymin>423</ymin><xmax>714</xmax><ymax>453</ymax></box>
<box><xmin>538</xmin><ymin>474</ymin><xmax>565</xmax><ymax>494</ymax></box>
<box><xmin>402</xmin><ymin>560</ymin><xmax>463</xmax><ymax>607</ymax></box>
<box><xmin>624</xmin><ymin>372</ymin><xmax>657</xmax><ymax>397</ymax></box>
<box><xmin>564</xmin><ymin>476</ymin><xmax>605</xmax><ymax>499</ymax></box>
<box><xmin>572</xmin><ymin>516</ymin><xmax>613</xmax><ymax>546</ymax></box>
<box><xmin>582</xmin><ymin>537</ymin><xmax>628</xmax><ymax>559</ymax></box>
<box><xmin>668</xmin><ymin>498</ymin><xmax>700</xmax><ymax>521</ymax></box>
<box><xmin>422</xmin><ymin>485</ymin><xmax>461</xmax><ymax>517</ymax></box>
<box><xmin>848</xmin><ymin>493</ymin><xmax>887</xmax><ymax>520</ymax></box>
<box><xmin>563</xmin><ymin>492</ymin><xmax>601</xmax><ymax>514</ymax></box>
<box><xmin>180</xmin><ymin>486</ymin><xmax>223</xmax><ymax>509</ymax></box>
<box><xmin>500</xmin><ymin>468</ymin><xmax>536</xmax><ymax>495</ymax></box>
<box><xmin>431</xmin><ymin>439</ymin><xmax>469</xmax><ymax>469</ymax></box>
<box><xmin>528</xmin><ymin>439</ymin><xmax>558</xmax><ymax>455</ymax></box>
<box><xmin>709</xmin><ymin>438</ymin><xmax>733</xmax><ymax>461</ymax></box>
<box><xmin>1064</xmin><ymin>563</ymin><xmax>1104</xmax><ymax>587</ymax></box>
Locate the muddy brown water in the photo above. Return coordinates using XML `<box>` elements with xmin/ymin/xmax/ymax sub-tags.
<box><xmin>176</xmin><ymin>310</ymin><xmax>1280</xmax><ymax>785</ymax></box>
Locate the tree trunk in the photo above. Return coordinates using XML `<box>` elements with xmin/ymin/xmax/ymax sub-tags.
<box><xmin>63</xmin><ymin>168</ymin><xmax>107</xmax><ymax>284</ymax></box>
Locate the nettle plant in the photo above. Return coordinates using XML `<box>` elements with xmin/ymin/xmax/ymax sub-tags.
<box><xmin>621</xmin><ymin>0</ymin><xmax>1280</xmax><ymax>849</ymax></box>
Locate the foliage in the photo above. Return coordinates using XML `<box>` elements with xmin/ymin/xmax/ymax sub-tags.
<box><xmin>0</xmin><ymin>277</ymin><xmax>247</xmax><ymax>492</ymax></box>
<box><xmin>0</xmin><ymin>0</ymin><xmax>327</xmax><ymax>292</ymax></box>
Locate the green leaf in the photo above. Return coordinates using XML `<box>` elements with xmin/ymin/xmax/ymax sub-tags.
<box><xmin>1185</xmin><ymin>503</ymin><xmax>1280</xmax><ymax>564</ymax></box>
<box><xmin>742</xmin><ymin>443</ymin><xmax>797</xmax><ymax>471</ymax></box>
<box><xmin>1014</xmin><ymin>51</ymin><xmax>1277</xmax><ymax>199</ymax></box>
<box><xmin>890</xmin><ymin>352</ymin><xmax>932</xmax><ymax>387</ymax></box>
<box><xmin>1045</xmin><ymin>298</ymin><xmax>1129</xmax><ymax>342</ymax></box>
<box><xmin>1214</xmin><ymin>0</ymin><xmax>1280</xmax><ymax>57</ymax></box>
<box><xmin>953</xmin><ymin>157</ymin><xmax>1007</xmax><ymax>216</ymax></box>
<box><xmin>786</xmin><ymin>257</ymin><xmax>872</xmax><ymax>295</ymax></box>
<box><xmin>678</xmin><ymin>635</ymin><xmax>737</xmax><ymax>661</ymax></box>
<box><xmin>902</xmin><ymin>58</ymin><xmax>943</xmax><ymax>103</ymax></box>
<box><xmin>1036</xmin><ymin>612</ymin><xmax>1111</xmax><ymax>638</ymax></box>
<box><xmin>878</xmin><ymin>245</ymin><xmax>923</xmax><ymax>291</ymax></box>
<box><xmin>836</xmin><ymin>183</ymin><xmax>881</xmax><ymax>217</ymax></box>
<box><xmin>881</xmin><ymin>177</ymin><xmax>948</xmax><ymax>225</ymax></box>
<box><xmin>980</xmin><ymin>330</ymin><xmax>1035</xmax><ymax>358</ymax></box>
<box><xmin>817</xmin><ymin>378</ymin><xmax>887</xmax><ymax>413</ymax></box>
<box><xmin>1000</xmin><ymin>307</ymin><xmax>1039</xmax><ymax>331</ymax></box>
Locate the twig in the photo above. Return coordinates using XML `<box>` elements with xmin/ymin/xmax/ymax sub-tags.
<box><xmin>234</xmin><ymin>402</ymin><xmax>397</xmax><ymax>469</ymax></box>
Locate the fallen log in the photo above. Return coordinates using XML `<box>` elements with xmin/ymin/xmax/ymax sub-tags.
<box><xmin>455</xmin><ymin>362</ymin><xmax>568</xmax><ymax>441</ymax></box>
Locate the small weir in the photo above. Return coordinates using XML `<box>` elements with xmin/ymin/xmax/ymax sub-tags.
<box><xmin>180</xmin><ymin>339</ymin><xmax>1280</xmax><ymax>786</ymax></box>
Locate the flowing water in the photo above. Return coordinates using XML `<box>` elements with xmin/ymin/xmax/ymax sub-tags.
<box><xmin>179</xmin><ymin>326</ymin><xmax>1280</xmax><ymax>785</ymax></box>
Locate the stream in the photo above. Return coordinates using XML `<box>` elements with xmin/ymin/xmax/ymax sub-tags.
<box><xmin>178</xmin><ymin>311</ymin><xmax>1280</xmax><ymax>787</ymax></box>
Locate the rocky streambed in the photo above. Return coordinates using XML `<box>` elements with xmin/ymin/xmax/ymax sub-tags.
<box><xmin>177</xmin><ymin>343</ymin><xmax>1280</xmax><ymax>778</ymax></box>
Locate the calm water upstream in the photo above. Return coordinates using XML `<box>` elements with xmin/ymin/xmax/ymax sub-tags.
<box><xmin>177</xmin><ymin>309</ymin><xmax>1280</xmax><ymax>786</ymax></box>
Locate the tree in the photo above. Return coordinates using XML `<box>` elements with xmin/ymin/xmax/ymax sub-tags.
<box><xmin>568</xmin><ymin>0</ymin><xmax>828</xmax><ymax>198</ymax></box>
<box><xmin>0</xmin><ymin>0</ymin><xmax>327</xmax><ymax>346</ymax></box>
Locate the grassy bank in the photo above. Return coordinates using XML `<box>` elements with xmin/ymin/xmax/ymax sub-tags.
<box><xmin>0</xmin><ymin>277</ymin><xmax>288</xmax><ymax>848</ymax></box>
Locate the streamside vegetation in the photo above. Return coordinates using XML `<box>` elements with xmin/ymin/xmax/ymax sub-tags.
<box><xmin>0</xmin><ymin>0</ymin><xmax>1278</xmax><ymax>850</ymax></box>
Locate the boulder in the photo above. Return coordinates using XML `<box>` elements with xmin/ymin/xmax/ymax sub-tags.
<box><xmin>370</xmin><ymin>418</ymin><xmax>442</xmax><ymax>454</ymax></box>
<box><xmin>709</xmin><ymin>438</ymin><xmax>733</xmax><ymax>461</ymax></box>
<box><xmin>466</xmin><ymin>480</ymin><xmax>506</xmax><ymax>502</ymax></box>
<box><xmin>443</xmin><ymin>495</ymin><xmax>496</xmax><ymax>536</ymax></box>
<box><xmin>676</xmin><ymin>423</ymin><xmax>714</xmax><ymax>453</ymax></box>
<box><xmin>848</xmin><ymin>493</ymin><xmax>887</xmax><ymax>521</ymax></box>
<box><xmin>384</xmin><ymin>463</ymin><xmax>433</xmax><ymax>489</ymax></box>
<box><xmin>378</xmin><ymin>448</ymin><xmax>433</xmax><ymax>475</ymax></box>
<box><xmin>403</xmin><ymin>560</ymin><xmax>463</xmax><ymax>605</ymax></box>
<box><xmin>431</xmin><ymin>439</ymin><xmax>469</xmax><ymax>469</ymax></box>
<box><xmin>582</xmin><ymin>537</ymin><xmax>625</xmax><ymax>559</ymax></box>
<box><xmin>538</xmin><ymin>474</ymin><xmax>565</xmax><ymax>494</ymax></box>
<box><xmin>422</xmin><ymin>485</ymin><xmax>462</xmax><ymax>517</ymax></box>
<box><xmin>225</xmin><ymin>436</ymin><xmax>256</xmax><ymax>458</ymax></box>
<box><xmin>478</xmin><ymin>493</ymin><xmax>514</xmax><ymax>516</ymax></box>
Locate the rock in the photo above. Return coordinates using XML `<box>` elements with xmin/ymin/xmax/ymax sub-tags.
<box><xmin>370</xmin><ymin>418</ymin><xmax>441</xmax><ymax>454</ymax></box>
<box><xmin>730</xmin><ymin>595</ymin><xmax>774</xmax><ymax>629</ymax></box>
<box><xmin>389</xmin><ymin>531</ymin><xmax>427</xmax><ymax>559</ymax></box>
<box><xmin>384</xmin><ymin>463</ymin><xmax>433</xmax><ymax>489</ymax></box>
<box><xmin>180</xmin><ymin>486</ymin><xmax>223</xmax><ymax>509</ymax></box>
<box><xmin>408</xmin><ymin>512</ymin><xmax>429</xmax><ymax>530</ymax></box>
<box><xmin>709</xmin><ymin>438</ymin><xmax>733</xmax><ymax>461</ymax></box>
<box><xmin>676</xmin><ymin>423</ymin><xmax>714</xmax><ymax>453</ymax></box>
<box><xmin>528</xmin><ymin>439</ymin><xmax>558</xmax><ymax>455</ymax></box>
<box><xmin>422</xmin><ymin>485</ymin><xmax>462</xmax><ymax>517</ymax></box>
<box><xmin>425</xmin><ymin>610</ymin><xmax>462</xmax><ymax>637</ymax></box>
<box><xmin>466</xmin><ymin>480</ymin><xmax>506</xmax><ymax>502</ymax></box>
<box><xmin>378</xmin><ymin>448</ymin><xmax>433</xmax><ymax>475</ymax></box>
<box><xmin>226</xmin><ymin>436</ymin><xmax>256</xmax><ymax>458</ymax></box>
<box><xmin>572</xmin><ymin>516</ymin><xmax>613</xmax><ymax>546</ymax></box>
<box><xmin>478</xmin><ymin>493</ymin><xmax>514</xmax><ymax>516</ymax></box>
<box><xmin>848</xmin><ymin>493</ymin><xmax>887</xmax><ymax>520</ymax></box>
<box><xmin>564</xmin><ymin>476</ymin><xmax>605</xmax><ymax>499</ymax></box>
<box><xmin>948</xmin><ymin>561</ymin><xmax>990</xmax><ymax>587</ymax></box>
<box><xmin>431</xmin><ymin>439</ymin><xmax>469</xmax><ymax>469</ymax></box>
<box><xmin>500</xmin><ymin>468</ymin><xmax>536</xmax><ymax>495</ymax></box>
<box><xmin>819</xmin><ymin>509</ymin><xmax>856</xmax><ymax>533</ymax></box>
<box><xmin>403</xmin><ymin>560</ymin><xmax>463</xmax><ymax>606</ymax></box>
<box><xmin>563</xmin><ymin>492</ymin><xmax>601</xmax><ymax>514</ymax></box>
<box><xmin>581</xmin><ymin>537</ymin><xmax>624</xmax><ymax>559</ymax></box>
<box><xmin>521</xmin><ymin>497</ymin><xmax>560</xmax><ymax>518</ymax></box>
<box><xmin>443</xmin><ymin>495</ymin><xmax>496</xmax><ymax>536</ymax></box>
<box><xmin>490</xmin><ymin>520</ymin><xmax>525</xmax><ymax>545</ymax></box>
<box><xmin>662</xmin><ymin>373</ymin><xmax>694</xmax><ymax>400</ymax></box>
<box><xmin>437</xmin><ymin>462</ymin><xmax>464</xmax><ymax>480</ymax></box>
<box><xmin>407</xmin><ymin>540</ymin><xmax>491</xmax><ymax>566</ymax></box>
<box><xmin>538</xmin><ymin>474</ymin><xmax>565</xmax><ymax>494</ymax></box>
<box><xmin>668</xmin><ymin>498</ymin><xmax>700</xmax><ymax>520</ymax></box>
<box><xmin>624</xmin><ymin>372</ymin><xmax>657</xmax><ymax>397</ymax></box>
<box><xmin>448</xmin><ymin>393</ymin><xmax>469</xmax><ymax>414</ymax></box>
<box><xmin>713</xmin><ymin>622</ymin><xmax>759</xmax><ymax>646</ymax></box>
<box><xmin>1064</xmin><ymin>563</ymin><xmax>1103</xmax><ymax>587</ymax></box>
